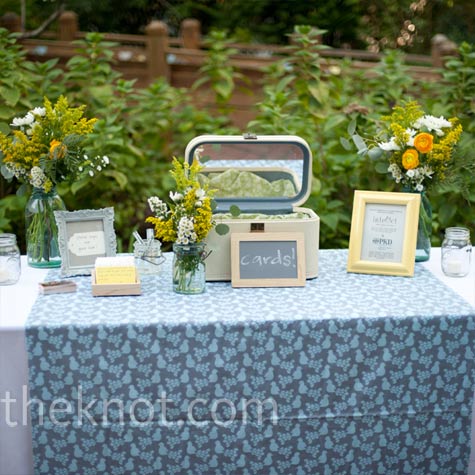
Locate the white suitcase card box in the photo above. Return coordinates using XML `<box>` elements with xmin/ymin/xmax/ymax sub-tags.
<box><xmin>185</xmin><ymin>134</ymin><xmax>320</xmax><ymax>281</ymax></box>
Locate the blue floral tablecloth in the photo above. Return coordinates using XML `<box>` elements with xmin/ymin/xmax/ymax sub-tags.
<box><xmin>25</xmin><ymin>249</ymin><xmax>475</xmax><ymax>475</ymax></box>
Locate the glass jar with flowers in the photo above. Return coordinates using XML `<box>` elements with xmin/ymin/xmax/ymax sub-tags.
<box><xmin>350</xmin><ymin>101</ymin><xmax>463</xmax><ymax>262</ymax></box>
<box><xmin>0</xmin><ymin>96</ymin><xmax>109</xmax><ymax>268</ymax></box>
<box><xmin>146</xmin><ymin>157</ymin><xmax>215</xmax><ymax>294</ymax></box>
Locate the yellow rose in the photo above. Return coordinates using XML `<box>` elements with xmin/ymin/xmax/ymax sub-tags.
<box><xmin>413</xmin><ymin>133</ymin><xmax>433</xmax><ymax>153</ymax></box>
<box><xmin>49</xmin><ymin>139</ymin><xmax>66</xmax><ymax>159</ymax></box>
<box><xmin>401</xmin><ymin>149</ymin><xmax>419</xmax><ymax>170</ymax></box>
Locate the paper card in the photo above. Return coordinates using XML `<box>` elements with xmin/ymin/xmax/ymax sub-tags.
<box><xmin>95</xmin><ymin>256</ymin><xmax>135</xmax><ymax>267</ymax></box>
<box><xmin>95</xmin><ymin>266</ymin><xmax>136</xmax><ymax>284</ymax></box>
<box><xmin>68</xmin><ymin>231</ymin><xmax>106</xmax><ymax>257</ymax></box>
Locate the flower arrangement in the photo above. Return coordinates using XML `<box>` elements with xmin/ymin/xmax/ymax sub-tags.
<box><xmin>369</xmin><ymin>101</ymin><xmax>463</xmax><ymax>191</ymax></box>
<box><xmin>0</xmin><ymin>96</ymin><xmax>108</xmax><ymax>267</ymax></box>
<box><xmin>146</xmin><ymin>157</ymin><xmax>215</xmax><ymax>293</ymax></box>
<box><xmin>0</xmin><ymin>95</ymin><xmax>109</xmax><ymax>192</ymax></box>
<box><xmin>146</xmin><ymin>157</ymin><xmax>214</xmax><ymax>244</ymax></box>
<box><xmin>348</xmin><ymin>100</ymin><xmax>464</xmax><ymax>262</ymax></box>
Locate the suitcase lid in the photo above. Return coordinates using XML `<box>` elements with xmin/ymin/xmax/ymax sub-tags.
<box><xmin>184</xmin><ymin>134</ymin><xmax>312</xmax><ymax>213</ymax></box>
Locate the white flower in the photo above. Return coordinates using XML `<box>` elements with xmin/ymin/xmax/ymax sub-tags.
<box><xmin>378</xmin><ymin>137</ymin><xmax>400</xmax><ymax>151</ymax></box>
<box><xmin>23</xmin><ymin>113</ymin><xmax>35</xmax><ymax>125</ymax></box>
<box><xmin>169</xmin><ymin>191</ymin><xmax>183</xmax><ymax>202</ymax></box>
<box><xmin>195</xmin><ymin>188</ymin><xmax>206</xmax><ymax>200</ymax></box>
<box><xmin>89</xmin><ymin>170</ymin><xmax>94</xmax><ymax>177</ymax></box>
<box><xmin>388</xmin><ymin>163</ymin><xmax>402</xmax><ymax>183</ymax></box>
<box><xmin>176</xmin><ymin>216</ymin><xmax>196</xmax><ymax>244</ymax></box>
<box><xmin>415</xmin><ymin>183</ymin><xmax>424</xmax><ymax>192</ymax></box>
<box><xmin>30</xmin><ymin>166</ymin><xmax>46</xmax><ymax>188</ymax></box>
<box><xmin>406</xmin><ymin>169</ymin><xmax>415</xmax><ymax>178</ymax></box>
<box><xmin>102</xmin><ymin>156</ymin><xmax>110</xmax><ymax>165</ymax></box>
<box><xmin>420</xmin><ymin>165</ymin><xmax>434</xmax><ymax>178</ymax></box>
<box><xmin>96</xmin><ymin>165</ymin><xmax>102</xmax><ymax>171</ymax></box>
<box><xmin>388</xmin><ymin>163</ymin><xmax>401</xmax><ymax>176</ymax></box>
<box><xmin>413</xmin><ymin>115</ymin><xmax>452</xmax><ymax>136</ymax></box>
<box><xmin>148</xmin><ymin>196</ymin><xmax>168</xmax><ymax>216</ymax></box>
<box><xmin>11</xmin><ymin>112</ymin><xmax>36</xmax><ymax>127</ymax></box>
<box><xmin>11</xmin><ymin>117</ymin><xmax>25</xmax><ymax>127</ymax></box>
<box><xmin>405</xmin><ymin>128</ymin><xmax>417</xmax><ymax>146</ymax></box>
<box><xmin>78</xmin><ymin>166</ymin><xmax>83</xmax><ymax>172</ymax></box>
<box><xmin>31</xmin><ymin>107</ymin><xmax>46</xmax><ymax>116</ymax></box>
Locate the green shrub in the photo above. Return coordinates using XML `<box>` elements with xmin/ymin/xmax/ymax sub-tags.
<box><xmin>1</xmin><ymin>27</ymin><xmax>474</xmax><ymax>252</ymax></box>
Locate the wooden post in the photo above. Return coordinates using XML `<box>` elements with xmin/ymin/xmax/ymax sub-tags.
<box><xmin>431</xmin><ymin>34</ymin><xmax>458</xmax><ymax>67</ymax></box>
<box><xmin>1</xmin><ymin>12</ymin><xmax>21</xmax><ymax>32</ymax></box>
<box><xmin>181</xmin><ymin>19</ymin><xmax>201</xmax><ymax>49</ymax></box>
<box><xmin>59</xmin><ymin>11</ymin><xmax>78</xmax><ymax>41</ymax></box>
<box><xmin>146</xmin><ymin>20</ymin><xmax>170</xmax><ymax>82</ymax></box>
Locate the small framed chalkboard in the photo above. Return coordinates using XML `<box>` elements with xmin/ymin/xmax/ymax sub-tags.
<box><xmin>231</xmin><ymin>232</ymin><xmax>306</xmax><ymax>288</ymax></box>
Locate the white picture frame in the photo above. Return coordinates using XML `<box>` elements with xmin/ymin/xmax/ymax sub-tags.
<box><xmin>54</xmin><ymin>207</ymin><xmax>117</xmax><ymax>277</ymax></box>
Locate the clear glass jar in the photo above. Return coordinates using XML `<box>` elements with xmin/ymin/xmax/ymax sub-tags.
<box><xmin>441</xmin><ymin>227</ymin><xmax>472</xmax><ymax>277</ymax></box>
<box><xmin>0</xmin><ymin>233</ymin><xmax>21</xmax><ymax>285</ymax></box>
<box><xmin>25</xmin><ymin>187</ymin><xmax>66</xmax><ymax>268</ymax></box>
<box><xmin>172</xmin><ymin>242</ymin><xmax>206</xmax><ymax>294</ymax></box>
<box><xmin>133</xmin><ymin>239</ymin><xmax>164</xmax><ymax>276</ymax></box>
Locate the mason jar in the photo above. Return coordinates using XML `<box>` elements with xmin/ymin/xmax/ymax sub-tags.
<box><xmin>133</xmin><ymin>239</ymin><xmax>164</xmax><ymax>276</ymax></box>
<box><xmin>172</xmin><ymin>242</ymin><xmax>206</xmax><ymax>294</ymax></box>
<box><xmin>441</xmin><ymin>227</ymin><xmax>472</xmax><ymax>277</ymax></box>
<box><xmin>0</xmin><ymin>233</ymin><xmax>21</xmax><ymax>285</ymax></box>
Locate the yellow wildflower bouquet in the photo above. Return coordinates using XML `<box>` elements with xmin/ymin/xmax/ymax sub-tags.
<box><xmin>146</xmin><ymin>157</ymin><xmax>214</xmax><ymax>244</ymax></box>
<box><xmin>0</xmin><ymin>95</ymin><xmax>108</xmax><ymax>193</ymax></box>
<box><xmin>371</xmin><ymin>101</ymin><xmax>462</xmax><ymax>191</ymax></box>
<box><xmin>147</xmin><ymin>157</ymin><xmax>215</xmax><ymax>293</ymax></box>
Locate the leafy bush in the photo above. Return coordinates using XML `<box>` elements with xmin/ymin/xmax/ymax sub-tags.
<box><xmin>0</xmin><ymin>30</ymin><xmax>231</xmax><ymax>251</ymax></box>
<box><xmin>1</xmin><ymin>27</ymin><xmax>474</xmax><ymax>253</ymax></box>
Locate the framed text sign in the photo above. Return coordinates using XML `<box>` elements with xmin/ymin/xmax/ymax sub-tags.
<box><xmin>54</xmin><ymin>207</ymin><xmax>117</xmax><ymax>277</ymax></box>
<box><xmin>347</xmin><ymin>191</ymin><xmax>420</xmax><ymax>277</ymax></box>
<box><xmin>231</xmin><ymin>232</ymin><xmax>306</xmax><ymax>287</ymax></box>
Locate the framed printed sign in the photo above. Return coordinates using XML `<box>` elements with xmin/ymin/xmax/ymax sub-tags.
<box><xmin>54</xmin><ymin>207</ymin><xmax>117</xmax><ymax>277</ymax></box>
<box><xmin>347</xmin><ymin>191</ymin><xmax>420</xmax><ymax>277</ymax></box>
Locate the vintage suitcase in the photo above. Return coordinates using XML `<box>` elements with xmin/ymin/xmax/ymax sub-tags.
<box><xmin>184</xmin><ymin>134</ymin><xmax>320</xmax><ymax>281</ymax></box>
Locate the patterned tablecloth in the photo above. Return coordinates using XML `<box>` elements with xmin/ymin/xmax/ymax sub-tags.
<box><xmin>25</xmin><ymin>249</ymin><xmax>475</xmax><ymax>475</ymax></box>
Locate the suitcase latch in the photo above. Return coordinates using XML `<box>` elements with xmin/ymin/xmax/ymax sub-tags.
<box><xmin>250</xmin><ymin>223</ymin><xmax>265</xmax><ymax>232</ymax></box>
<box><xmin>243</xmin><ymin>132</ymin><xmax>257</xmax><ymax>140</ymax></box>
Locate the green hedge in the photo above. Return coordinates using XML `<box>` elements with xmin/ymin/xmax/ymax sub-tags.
<box><xmin>1</xmin><ymin>28</ymin><xmax>474</xmax><ymax>252</ymax></box>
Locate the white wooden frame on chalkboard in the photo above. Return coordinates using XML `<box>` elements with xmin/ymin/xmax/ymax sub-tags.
<box><xmin>54</xmin><ymin>207</ymin><xmax>117</xmax><ymax>277</ymax></box>
<box><xmin>231</xmin><ymin>232</ymin><xmax>306</xmax><ymax>287</ymax></box>
<box><xmin>347</xmin><ymin>191</ymin><xmax>420</xmax><ymax>277</ymax></box>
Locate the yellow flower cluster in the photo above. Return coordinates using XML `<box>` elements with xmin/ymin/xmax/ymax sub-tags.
<box><xmin>0</xmin><ymin>131</ymin><xmax>45</xmax><ymax>169</ymax></box>
<box><xmin>0</xmin><ymin>95</ymin><xmax>99</xmax><ymax>192</ymax></box>
<box><xmin>147</xmin><ymin>157</ymin><xmax>215</xmax><ymax>244</ymax></box>
<box><xmin>146</xmin><ymin>216</ymin><xmax>176</xmax><ymax>242</ymax></box>
<box><xmin>194</xmin><ymin>199</ymin><xmax>214</xmax><ymax>242</ymax></box>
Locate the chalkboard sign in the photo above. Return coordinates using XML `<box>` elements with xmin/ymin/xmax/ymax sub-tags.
<box><xmin>231</xmin><ymin>232</ymin><xmax>306</xmax><ymax>287</ymax></box>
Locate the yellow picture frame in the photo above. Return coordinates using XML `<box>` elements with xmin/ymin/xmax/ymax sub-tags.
<box><xmin>347</xmin><ymin>191</ymin><xmax>421</xmax><ymax>277</ymax></box>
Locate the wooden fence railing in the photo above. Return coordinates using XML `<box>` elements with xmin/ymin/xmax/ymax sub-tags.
<box><xmin>1</xmin><ymin>10</ymin><xmax>459</xmax><ymax>127</ymax></box>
